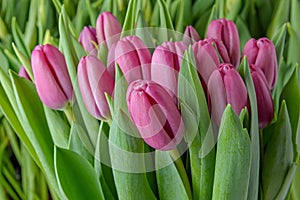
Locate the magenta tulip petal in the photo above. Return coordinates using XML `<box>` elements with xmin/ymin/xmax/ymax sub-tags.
<box><xmin>78</xmin><ymin>26</ymin><xmax>98</xmax><ymax>56</ymax></box>
<box><xmin>183</xmin><ymin>25</ymin><xmax>201</xmax><ymax>45</ymax></box>
<box><xmin>18</xmin><ymin>66</ymin><xmax>31</xmax><ymax>80</ymax></box>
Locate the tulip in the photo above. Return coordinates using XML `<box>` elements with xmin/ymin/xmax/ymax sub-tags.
<box><xmin>242</xmin><ymin>37</ymin><xmax>277</xmax><ymax>89</ymax></box>
<box><xmin>208</xmin><ymin>63</ymin><xmax>248</xmax><ymax>126</ymax></box>
<box><xmin>151</xmin><ymin>41</ymin><xmax>188</xmax><ymax>99</ymax></box>
<box><xmin>193</xmin><ymin>38</ymin><xmax>230</xmax><ymax>88</ymax></box>
<box><xmin>107</xmin><ymin>36</ymin><xmax>151</xmax><ymax>84</ymax></box>
<box><xmin>18</xmin><ymin>66</ymin><xmax>31</xmax><ymax>80</ymax></box>
<box><xmin>182</xmin><ymin>25</ymin><xmax>200</xmax><ymax>45</ymax></box>
<box><xmin>96</xmin><ymin>12</ymin><xmax>122</xmax><ymax>50</ymax></box>
<box><xmin>78</xmin><ymin>55</ymin><xmax>114</xmax><ymax>120</ymax></box>
<box><xmin>250</xmin><ymin>64</ymin><xmax>274</xmax><ymax>128</ymax></box>
<box><xmin>31</xmin><ymin>44</ymin><xmax>73</xmax><ymax>110</ymax></box>
<box><xmin>78</xmin><ymin>26</ymin><xmax>98</xmax><ymax>56</ymax></box>
<box><xmin>206</xmin><ymin>18</ymin><xmax>240</xmax><ymax>67</ymax></box>
<box><xmin>127</xmin><ymin>80</ymin><xmax>184</xmax><ymax>150</ymax></box>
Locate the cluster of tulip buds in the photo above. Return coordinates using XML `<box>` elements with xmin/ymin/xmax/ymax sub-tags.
<box><xmin>27</xmin><ymin>12</ymin><xmax>277</xmax><ymax>150</ymax></box>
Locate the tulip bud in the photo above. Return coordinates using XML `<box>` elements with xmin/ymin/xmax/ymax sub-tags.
<box><xmin>206</xmin><ymin>19</ymin><xmax>240</xmax><ymax>67</ymax></box>
<box><xmin>107</xmin><ymin>36</ymin><xmax>151</xmax><ymax>84</ymax></box>
<box><xmin>96</xmin><ymin>12</ymin><xmax>122</xmax><ymax>50</ymax></box>
<box><xmin>78</xmin><ymin>26</ymin><xmax>98</xmax><ymax>56</ymax></box>
<box><xmin>31</xmin><ymin>44</ymin><xmax>73</xmax><ymax>110</ymax></box>
<box><xmin>250</xmin><ymin>64</ymin><xmax>274</xmax><ymax>128</ymax></box>
<box><xmin>151</xmin><ymin>41</ymin><xmax>188</xmax><ymax>99</ymax></box>
<box><xmin>182</xmin><ymin>25</ymin><xmax>200</xmax><ymax>45</ymax></box>
<box><xmin>127</xmin><ymin>80</ymin><xmax>184</xmax><ymax>150</ymax></box>
<box><xmin>18</xmin><ymin>66</ymin><xmax>31</xmax><ymax>80</ymax></box>
<box><xmin>242</xmin><ymin>38</ymin><xmax>277</xmax><ymax>89</ymax></box>
<box><xmin>78</xmin><ymin>55</ymin><xmax>114</xmax><ymax>120</ymax></box>
<box><xmin>208</xmin><ymin>63</ymin><xmax>248</xmax><ymax>126</ymax></box>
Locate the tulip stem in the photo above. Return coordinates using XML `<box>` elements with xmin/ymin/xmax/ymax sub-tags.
<box><xmin>64</xmin><ymin>104</ymin><xmax>74</xmax><ymax>124</ymax></box>
<box><xmin>169</xmin><ymin>148</ymin><xmax>193</xmax><ymax>200</ymax></box>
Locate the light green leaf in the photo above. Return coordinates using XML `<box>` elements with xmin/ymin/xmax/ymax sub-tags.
<box><xmin>121</xmin><ymin>0</ymin><xmax>137</xmax><ymax>37</ymax></box>
<box><xmin>271</xmin><ymin>23</ymin><xmax>287</xmax><ymax>64</ymax></box>
<box><xmin>55</xmin><ymin>147</ymin><xmax>105</xmax><ymax>200</ymax></box>
<box><xmin>262</xmin><ymin>101</ymin><xmax>294</xmax><ymax>199</ymax></box>
<box><xmin>11</xmin><ymin>17</ymin><xmax>30</xmax><ymax>58</ymax></box>
<box><xmin>212</xmin><ymin>105</ymin><xmax>251</xmax><ymax>200</ymax></box>
<box><xmin>238</xmin><ymin>57</ymin><xmax>260</xmax><ymax>200</ymax></box>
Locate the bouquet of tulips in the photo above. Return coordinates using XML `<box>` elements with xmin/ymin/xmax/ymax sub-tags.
<box><xmin>0</xmin><ymin>0</ymin><xmax>299</xmax><ymax>199</ymax></box>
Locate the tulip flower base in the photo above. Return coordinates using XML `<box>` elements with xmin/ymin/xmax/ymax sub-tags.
<box><xmin>0</xmin><ymin>0</ymin><xmax>299</xmax><ymax>200</ymax></box>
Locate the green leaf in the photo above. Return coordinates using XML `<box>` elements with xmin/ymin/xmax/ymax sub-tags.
<box><xmin>155</xmin><ymin>150</ymin><xmax>189</xmax><ymax>200</ymax></box>
<box><xmin>9</xmin><ymin>71</ymin><xmax>59</xmax><ymax>196</ymax></box>
<box><xmin>262</xmin><ymin>101</ymin><xmax>294</xmax><ymax>199</ymax></box>
<box><xmin>276</xmin><ymin>163</ymin><xmax>297</xmax><ymax>200</ymax></box>
<box><xmin>271</xmin><ymin>23</ymin><xmax>287</xmax><ymax>64</ymax></box>
<box><xmin>121</xmin><ymin>0</ymin><xmax>137</xmax><ymax>37</ymax></box>
<box><xmin>287</xmin><ymin>23</ymin><xmax>300</xmax><ymax>67</ymax></box>
<box><xmin>238</xmin><ymin>57</ymin><xmax>260</xmax><ymax>200</ymax></box>
<box><xmin>225</xmin><ymin>0</ymin><xmax>242</xmax><ymax>21</ymax></box>
<box><xmin>236</xmin><ymin>17</ymin><xmax>251</xmax><ymax>50</ymax></box>
<box><xmin>212</xmin><ymin>105</ymin><xmax>251</xmax><ymax>200</ymax></box>
<box><xmin>109</xmin><ymin>110</ymin><xmax>156</xmax><ymax>200</ymax></box>
<box><xmin>174</xmin><ymin>0</ymin><xmax>192</xmax><ymax>32</ymax></box>
<box><xmin>12</xmin><ymin>43</ymin><xmax>33</xmax><ymax>80</ymax></box>
<box><xmin>290</xmin><ymin>0</ymin><xmax>300</xmax><ymax>33</ymax></box>
<box><xmin>11</xmin><ymin>17</ymin><xmax>30</xmax><ymax>58</ymax></box>
<box><xmin>178</xmin><ymin>48</ymin><xmax>215</xmax><ymax>199</ymax></box>
<box><xmin>55</xmin><ymin>147</ymin><xmax>105</xmax><ymax>200</ymax></box>
<box><xmin>44</xmin><ymin>106</ymin><xmax>70</xmax><ymax>148</ymax></box>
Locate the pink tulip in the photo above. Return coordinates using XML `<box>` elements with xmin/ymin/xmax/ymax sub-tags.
<box><xmin>242</xmin><ymin>38</ymin><xmax>277</xmax><ymax>89</ymax></box>
<box><xmin>78</xmin><ymin>26</ymin><xmax>98</xmax><ymax>56</ymax></box>
<box><xmin>107</xmin><ymin>36</ymin><xmax>151</xmax><ymax>84</ymax></box>
<box><xmin>78</xmin><ymin>55</ymin><xmax>114</xmax><ymax>120</ymax></box>
<box><xmin>18</xmin><ymin>66</ymin><xmax>31</xmax><ymax>80</ymax></box>
<box><xmin>208</xmin><ymin>63</ymin><xmax>248</xmax><ymax>126</ymax></box>
<box><xmin>250</xmin><ymin>64</ymin><xmax>274</xmax><ymax>128</ymax></box>
<box><xmin>183</xmin><ymin>25</ymin><xmax>200</xmax><ymax>45</ymax></box>
<box><xmin>206</xmin><ymin>18</ymin><xmax>240</xmax><ymax>67</ymax></box>
<box><xmin>96</xmin><ymin>12</ymin><xmax>122</xmax><ymax>50</ymax></box>
<box><xmin>151</xmin><ymin>41</ymin><xmax>188</xmax><ymax>99</ymax></box>
<box><xmin>31</xmin><ymin>44</ymin><xmax>73</xmax><ymax>110</ymax></box>
<box><xmin>127</xmin><ymin>80</ymin><xmax>184</xmax><ymax>150</ymax></box>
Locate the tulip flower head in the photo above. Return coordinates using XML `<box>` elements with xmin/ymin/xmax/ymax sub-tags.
<box><xmin>208</xmin><ymin>63</ymin><xmax>248</xmax><ymax>126</ymax></box>
<box><xmin>78</xmin><ymin>26</ymin><xmax>98</xmax><ymax>56</ymax></box>
<box><xmin>183</xmin><ymin>25</ymin><xmax>201</xmax><ymax>45</ymax></box>
<box><xmin>206</xmin><ymin>18</ymin><xmax>240</xmax><ymax>67</ymax></box>
<box><xmin>78</xmin><ymin>55</ymin><xmax>114</xmax><ymax>120</ymax></box>
<box><xmin>18</xmin><ymin>66</ymin><xmax>31</xmax><ymax>80</ymax></box>
<box><xmin>31</xmin><ymin>44</ymin><xmax>73</xmax><ymax>110</ymax></box>
<box><xmin>107</xmin><ymin>36</ymin><xmax>152</xmax><ymax>84</ymax></box>
<box><xmin>127</xmin><ymin>80</ymin><xmax>185</xmax><ymax>151</ymax></box>
<box><xmin>250</xmin><ymin>64</ymin><xmax>274</xmax><ymax>128</ymax></box>
<box><xmin>242</xmin><ymin>37</ymin><xmax>277</xmax><ymax>89</ymax></box>
<box><xmin>96</xmin><ymin>12</ymin><xmax>122</xmax><ymax>50</ymax></box>
<box><xmin>151</xmin><ymin>41</ymin><xmax>188</xmax><ymax>100</ymax></box>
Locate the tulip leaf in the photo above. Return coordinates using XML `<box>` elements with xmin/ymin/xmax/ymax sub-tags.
<box><xmin>262</xmin><ymin>101</ymin><xmax>294</xmax><ymax>199</ymax></box>
<box><xmin>109</xmin><ymin>110</ymin><xmax>156</xmax><ymax>200</ymax></box>
<box><xmin>271</xmin><ymin>23</ymin><xmax>287</xmax><ymax>64</ymax></box>
<box><xmin>276</xmin><ymin>163</ymin><xmax>298</xmax><ymax>200</ymax></box>
<box><xmin>287</xmin><ymin>24</ymin><xmax>300</xmax><ymax>69</ymax></box>
<box><xmin>174</xmin><ymin>0</ymin><xmax>192</xmax><ymax>32</ymax></box>
<box><xmin>94</xmin><ymin>121</ymin><xmax>117</xmax><ymax>199</ymax></box>
<box><xmin>9</xmin><ymin>70</ymin><xmax>60</xmax><ymax>196</ymax></box>
<box><xmin>290</xmin><ymin>0</ymin><xmax>300</xmax><ymax>34</ymax></box>
<box><xmin>236</xmin><ymin>17</ymin><xmax>251</xmax><ymax>49</ymax></box>
<box><xmin>11</xmin><ymin>17</ymin><xmax>30</xmax><ymax>58</ymax></box>
<box><xmin>212</xmin><ymin>105</ymin><xmax>251</xmax><ymax>200</ymax></box>
<box><xmin>135</xmin><ymin>11</ymin><xmax>155</xmax><ymax>48</ymax></box>
<box><xmin>155</xmin><ymin>150</ymin><xmax>190</xmax><ymax>200</ymax></box>
<box><xmin>178</xmin><ymin>48</ymin><xmax>215</xmax><ymax>199</ymax></box>
<box><xmin>238</xmin><ymin>57</ymin><xmax>260</xmax><ymax>200</ymax></box>
<box><xmin>54</xmin><ymin>147</ymin><xmax>105</xmax><ymax>200</ymax></box>
<box><xmin>121</xmin><ymin>0</ymin><xmax>137</xmax><ymax>37</ymax></box>
<box><xmin>157</xmin><ymin>0</ymin><xmax>174</xmax><ymax>30</ymax></box>
<box><xmin>44</xmin><ymin>106</ymin><xmax>70</xmax><ymax>149</ymax></box>
<box><xmin>59</xmin><ymin>7</ymin><xmax>99</xmax><ymax>147</ymax></box>
<box><xmin>11</xmin><ymin>43</ymin><xmax>33</xmax><ymax>80</ymax></box>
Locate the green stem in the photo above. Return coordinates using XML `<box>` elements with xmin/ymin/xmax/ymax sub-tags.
<box><xmin>64</xmin><ymin>104</ymin><xmax>74</xmax><ymax>124</ymax></box>
<box><xmin>169</xmin><ymin>148</ymin><xmax>193</xmax><ymax>200</ymax></box>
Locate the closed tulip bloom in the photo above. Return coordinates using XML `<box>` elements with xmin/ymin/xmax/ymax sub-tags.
<box><xmin>127</xmin><ymin>80</ymin><xmax>184</xmax><ymax>150</ymax></box>
<box><xmin>206</xmin><ymin>19</ymin><xmax>240</xmax><ymax>67</ymax></box>
<box><xmin>18</xmin><ymin>66</ymin><xmax>31</xmax><ymax>80</ymax></box>
<box><xmin>250</xmin><ymin>64</ymin><xmax>274</xmax><ymax>128</ymax></box>
<box><xmin>96</xmin><ymin>12</ymin><xmax>122</xmax><ymax>50</ymax></box>
<box><xmin>183</xmin><ymin>25</ymin><xmax>200</xmax><ymax>45</ymax></box>
<box><xmin>107</xmin><ymin>36</ymin><xmax>151</xmax><ymax>84</ymax></box>
<box><xmin>208</xmin><ymin>63</ymin><xmax>248</xmax><ymax>126</ymax></box>
<box><xmin>242</xmin><ymin>38</ymin><xmax>277</xmax><ymax>89</ymax></box>
<box><xmin>78</xmin><ymin>55</ymin><xmax>114</xmax><ymax>120</ymax></box>
<box><xmin>31</xmin><ymin>44</ymin><xmax>73</xmax><ymax>110</ymax></box>
<box><xmin>151</xmin><ymin>41</ymin><xmax>188</xmax><ymax>99</ymax></box>
<box><xmin>78</xmin><ymin>26</ymin><xmax>97</xmax><ymax>56</ymax></box>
